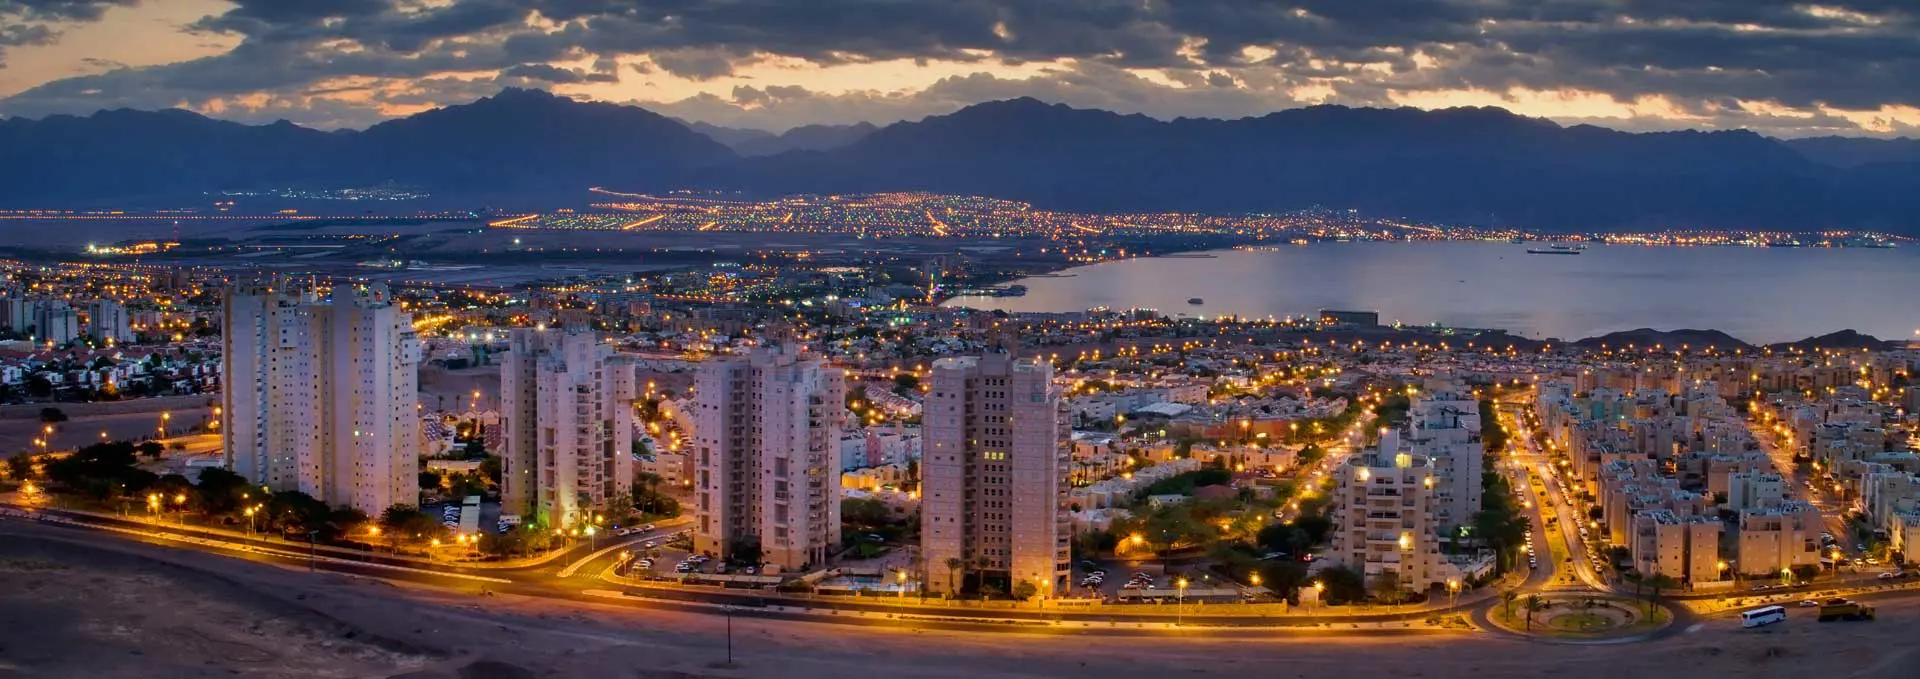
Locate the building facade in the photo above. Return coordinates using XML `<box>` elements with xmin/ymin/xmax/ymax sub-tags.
<box><xmin>500</xmin><ymin>327</ymin><xmax>637</xmax><ymax>528</ymax></box>
<box><xmin>88</xmin><ymin>300</ymin><xmax>133</xmax><ymax>343</ymax></box>
<box><xmin>222</xmin><ymin>280</ymin><xmax>421</xmax><ymax>515</ymax></box>
<box><xmin>1329</xmin><ymin>449</ymin><xmax>1446</xmax><ymax>593</ymax></box>
<box><xmin>693</xmin><ymin>343</ymin><xmax>846</xmax><ymax>571</ymax></box>
<box><xmin>920</xmin><ymin>350</ymin><xmax>1072</xmax><ymax>598</ymax></box>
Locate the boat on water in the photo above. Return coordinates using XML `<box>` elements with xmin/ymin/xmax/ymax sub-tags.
<box><xmin>1525</xmin><ymin>243</ymin><xmax>1584</xmax><ymax>255</ymax></box>
<box><xmin>1188</xmin><ymin>298</ymin><xmax>1204</xmax><ymax>305</ymax></box>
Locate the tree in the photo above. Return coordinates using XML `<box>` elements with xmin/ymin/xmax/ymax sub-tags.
<box><xmin>194</xmin><ymin>467</ymin><xmax>250</xmax><ymax>515</ymax></box>
<box><xmin>39</xmin><ymin>407</ymin><xmax>67</xmax><ymax>423</ymax></box>
<box><xmin>892</xmin><ymin>373</ymin><xmax>920</xmax><ymax>394</ymax></box>
<box><xmin>945</xmin><ymin>557</ymin><xmax>965</xmax><ymax>597</ymax></box>
<box><xmin>478</xmin><ymin>456</ymin><xmax>502</xmax><ymax>485</ymax></box>
<box><xmin>841</xmin><ymin>497</ymin><xmax>894</xmax><ymax>528</ymax></box>
<box><xmin>1525</xmin><ymin>594</ymin><xmax>1543</xmax><ymax>631</ymax></box>
<box><xmin>1502</xmin><ymin>589</ymin><xmax>1519</xmax><ymax>619</ymax></box>
<box><xmin>5</xmin><ymin>454</ymin><xmax>33</xmax><ymax>481</ymax></box>
<box><xmin>1643</xmin><ymin>573</ymin><xmax>1679</xmax><ymax>618</ymax></box>
<box><xmin>1316</xmin><ymin>566</ymin><xmax>1367</xmax><ymax>605</ymax></box>
<box><xmin>379</xmin><ymin>505</ymin><xmax>447</xmax><ymax>544</ymax></box>
<box><xmin>1011</xmin><ymin>580</ymin><xmax>1039</xmax><ymax>602</ymax></box>
<box><xmin>1256</xmin><ymin>559</ymin><xmax>1309</xmax><ymax>600</ymax></box>
<box><xmin>136</xmin><ymin>441</ymin><xmax>165</xmax><ymax>459</ymax></box>
<box><xmin>1369</xmin><ymin>570</ymin><xmax>1406</xmax><ymax>605</ymax></box>
<box><xmin>1291</xmin><ymin>514</ymin><xmax>1333</xmax><ymax>545</ymax></box>
<box><xmin>265</xmin><ymin>490</ymin><xmax>333</xmax><ymax>536</ymax></box>
<box><xmin>418</xmin><ymin>469</ymin><xmax>443</xmax><ymax>490</ymax></box>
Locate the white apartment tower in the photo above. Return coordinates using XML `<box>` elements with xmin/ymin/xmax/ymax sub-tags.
<box><xmin>222</xmin><ymin>280</ymin><xmax>422</xmax><ymax>515</ymax></box>
<box><xmin>500</xmin><ymin>327</ymin><xmax>637</xmax><ymax>528</ymax></box>
<box><xmin>921</xmin><ymin>349</ymin><xmax>1071</xmax><ymax>598</ymax></box>
<box><xmin>1404</xmin><ymin>380</ymin><xmax>1483</xmax><ymax>534</ymax></box>
<box><xmin>33</xmin><ymin>301</ymin><xmax>79</xmax><ymax>345</ymax></box>
<box><xmin>694</xmin><ymin>343</ymin><xmax>846</xmax><ymax>571</ymax></box>
<box><xmin>88</xmin><ymin>300</ymin><xmax>133</xmax><ymax>343</ymax></box>
<box><xmin>1329</xmin><ymin>448</ymin><xmax>1445</xmax><ymax>593</ymax></box>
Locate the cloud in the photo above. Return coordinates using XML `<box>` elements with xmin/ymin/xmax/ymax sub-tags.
<box><xmin>0</xmin><ymin>0</ymin><xmax>138</xmax><ymax>64</ymax></box>
<box><xmin>0</xmin><ymin>0</ymin><xmax>1915</xmax><ymax>136</ymax></box>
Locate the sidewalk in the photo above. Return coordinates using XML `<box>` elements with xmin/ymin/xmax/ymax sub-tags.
<box><xmin>599</xmin><ymin>565</ymin><xmax>1516</xmax><ymax>621</ymax></box>
<box><xmin>1</xmin><ymin>495</ymin><xmax>684</xmax><ymax>571</ymax></box>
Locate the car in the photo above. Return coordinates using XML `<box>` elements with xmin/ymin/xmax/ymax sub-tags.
<box><xmin>743</xmin><ymin>567</ymin><xmax>757</xmax><ymax>575</ymax></box>
<box><xmin>1858</xmin><ymin>543</ymin><xmax>1868</xmax><ymax>551</ymax></box>
<box><xmin>641</xmin><ymin>523</ymin><xmax>656</xmax><ymax>531</ymax></box>
<box><xmin>1087</xmin><ymin>569</ymin><xmax>1107</xmax><ymax>576</ymax></box>
<box><xmin>1800</xmin><ymin>599</ymin><xmax>1820</xmax><ymax>607</ymax></box>
<box><xmin>714</xmin><ymin>563</ymin><xmax>729</xmax><ymax>574</ymax></box>
<box><xmin>1878</xmin><ymin>572</ymin><xmax>1898</xmax><ymax>579</ymax></box>
<box><xmin>642</xmin><ymin>540</ymin><xmax>657</xmax><ymax>548</ymax></box>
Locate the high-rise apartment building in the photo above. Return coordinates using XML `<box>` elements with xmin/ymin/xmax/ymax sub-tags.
<box><xmin>920</xmin><ymin>350</ymin><xmax>1071</xmax><ymax>598</ymax></box>
<box><xmin>1403</xmin><ymin>380</ymin><xmax>1482</xmax><ymax>534</ymax></box>
<box><xmin>1329</xmin><ymin>447</ymin><xmax>1445</xmax><ymax>593</ymax></box>
<box><xmin>88</xmin><ymin>300</ymin><xmax>133</xmax><ymax>343</ymax></box>
<box><xmin>222</xmin><ymin>280</ymin><xmax>421</xmax><ymax>515</ymax></box>
<box><xmin>500</xmin><ymin>327</ymin><xmax>637</xmax><ymax>528</ymax></box>
<box><xmin>32</xmin><ymin>301</ymin><xmax>79</xmax><ymax>345</ymax></box>
<box><xmin>693</xmin><ymin>343</ymin><xmax>846</xmax><ymax>571</ymax></box>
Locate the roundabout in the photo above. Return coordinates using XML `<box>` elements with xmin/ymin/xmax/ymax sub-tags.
<box><xmin>1482</xmin><ymin>593</ymin><xmax>1677</xmax><ymax>641</ymax></box>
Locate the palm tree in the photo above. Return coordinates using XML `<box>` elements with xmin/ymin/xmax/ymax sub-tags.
<box><xmin>1524</xmin><ymin>594</ymin><xmax>1542</xmax><ymax>631</ymax></box>
<box><xmin>1644</xmin><ymin>573</ymin><xmax>1679</xmax><ymax>618</ymax></box>
<box><xmin>1502</xmin><ymin>589</ymin><xmax>1519</xmax><ymax>619</ymax></box>
<box><xmin>945</xmin><ymin>557</ymin><xmax>964</xmax><ymax>598</ymax></box>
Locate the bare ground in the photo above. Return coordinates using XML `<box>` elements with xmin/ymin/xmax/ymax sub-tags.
<box><xmin>0</xmin><ymin>521</ymin><xmax>1912</xmax><ymax>679</ymax></box>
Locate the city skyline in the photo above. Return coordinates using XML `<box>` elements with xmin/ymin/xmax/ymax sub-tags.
<box><xmin>0</xmin><ymin>1</ymin><xmax>1915</xmax><ymax>137</ymax></box>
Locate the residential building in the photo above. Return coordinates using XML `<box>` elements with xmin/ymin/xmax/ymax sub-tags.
<box><xmin>921</xmin><ymin>348</ymin><xmax>1071</xmax><ymax>598</ymax></box>
<box><xmin>33</xmin><ymin>301</ymin><xmax>78</xmax><ymax>345</ymax></box>
<box><xmin>1329</xmin><ymin>448</ymin><xmax>1445</xmax><ymax>594</ymax></box>
<box><xmin>499</xmin><ymin>327</ymin><xmax>637</xmax><ymax>528</ymax></box>
<box><xmin>88</xmin><ymin>300</ymin><xmax>133</xmax><ymax>343</ymax></box>
<box><xmin>1630</xmin><ymin>509</ymin><xmax>1724</xmax><ymax>584</ymax></box>
<box><xmin>1725</xmin><ymin>471</ymin><xmax>1787</xmax><ymax>512</ymax></box>
<box><xmin>1404</xmin><ymin>380</ymin><xmax>1482</xmax><ymax>533</ymax></box>
<box><xmin>221</xmin><ymin>280</ymin><xmax>422</xmax><ymax>515</ymax></box>
<box><xmin>693</xmin><ymin>343</ymin><xmax>846</xmax><ymax>571</ymax></box>
<box><xmin>1734</xmin><ymin>502</ymin><xmax>1823</xmax><ymax>577</ymax></box>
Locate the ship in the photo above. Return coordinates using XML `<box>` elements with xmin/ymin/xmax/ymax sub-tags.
<box><xmin>1525</xmin><ymin>243</ymin><xmax>1583</xmax><ymax>255</ymax></box>
<box><xmin>1188</xmin><ymin>298</ymin><xmax>1204</xmax><ymax>305</ymax></box>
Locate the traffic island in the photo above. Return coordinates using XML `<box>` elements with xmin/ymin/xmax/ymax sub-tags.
<box><xmin>1487</xmin><ymin>594</ymin><xmax>1672</xmax><ymax>640</ymax></box>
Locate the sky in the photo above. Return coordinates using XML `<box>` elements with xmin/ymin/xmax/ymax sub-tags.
<box><xmin>0</xmin><ymin>0</ymin><xmax>1917</xmax><ymax>137</ymax></box>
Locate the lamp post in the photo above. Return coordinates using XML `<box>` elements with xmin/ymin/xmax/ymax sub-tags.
<box><xmin>1447</xmin><ymin>579</ymin><xmax>1460</xmax><ymax>608</ymax></box>
<box><xmin>172</xmin><ymin>493</ymin><xmax>186</xmax><ymax>525</ymax></box>
<box><xmin>145</xmin><ymin>493</ymin><xmax>160</xmax><ymax>523</ymax></box>
<box><xmin>1176</xmin><ymin>577</ymin><xmax>1189</xmax><ymax>627</ymax></box>
<box><xmin>1312</xmin><ymin>581</ymin><xmax>1324</xmax><ymax>614</ymax></box>
<box><xmin>244</xmin><ymin>506</ymin><xmax>257</xmax><ymax>538</ymax></box>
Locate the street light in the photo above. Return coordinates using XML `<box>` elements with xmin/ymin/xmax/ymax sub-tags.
<box><xmin>1176</xmin><ymin>577</ymin><xmax>1189</xmax><ymax>626</ymax></box>
<box><xmin>1447</xmin><ymin>579</ymin><xmax>1460</xmax><ymax>608</ymax></box>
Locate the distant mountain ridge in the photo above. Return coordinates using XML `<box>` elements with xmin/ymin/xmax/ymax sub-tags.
<box><xmin>3</xmin><ymin>89</ymin><xmax>1918</xmax><ymax>233</ymax></box>
<box><xmin>682</xmin><ymin>120</ymin><xmax>877</xmax><ymax>156</ymax></box>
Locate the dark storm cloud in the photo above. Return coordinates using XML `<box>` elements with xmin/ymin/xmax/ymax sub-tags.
<box><xmin>2</xmin><ymin>0</ymin><xmax>1917</xmax><ymax>134</ymax></box>
<box><xmin>0</xmin><ymin>0</ymin><xmax>137</xmax><ymax>64</ymax></box>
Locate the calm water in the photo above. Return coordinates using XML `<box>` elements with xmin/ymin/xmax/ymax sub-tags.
<box><xmin>943</xmin><ymin>242</ymin><xmax>1920</xmax><ymax>344</ymax></box>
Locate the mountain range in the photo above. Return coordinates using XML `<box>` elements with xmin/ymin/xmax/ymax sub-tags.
<box><xmin>3</xmin><ymin>88</ymin><xmax>1918</xmax><ymax>233</ymax></box>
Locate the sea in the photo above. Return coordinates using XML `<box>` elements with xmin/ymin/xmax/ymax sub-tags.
<box><xmin>941</xmin><ymin>242</ymin><xmax>1920</xmax><ymax>344</ymax></box>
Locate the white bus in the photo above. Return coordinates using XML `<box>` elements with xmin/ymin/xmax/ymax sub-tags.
<box><xmin>1741</xmin><ymin>605</ymin><xmax>1787</xmax><ymax>628</ymax></box>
